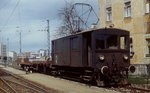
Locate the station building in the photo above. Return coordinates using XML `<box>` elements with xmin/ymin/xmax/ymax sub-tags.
<box><xmin>98</xmin><ymin>0</ymin><xmax>150</xmax><ymax>74</ymax></box>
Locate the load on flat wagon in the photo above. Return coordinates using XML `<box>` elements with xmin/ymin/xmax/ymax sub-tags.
<box><xmin>51</xmin><ymin>28</ymin><xmax>135</xmax><ymax>86</ymax></box>
<box><xmin>16</xmin><ymin>58</ymin><xmax>51</xmax><ymax>73</ymax></box>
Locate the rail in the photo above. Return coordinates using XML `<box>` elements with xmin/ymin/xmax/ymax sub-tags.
<box><xmin>9</xmin><ymin>73</ymin><xmax>51</xmax><ymax>93</ymax></box>
<box><xmin>0</xmin><ymin>68</ymin><xmax>51</xmax><ymax>93</ymax></box>
<box><xmin>4</xmin><ymin>79</ymin><xmax>43</xmax><ymax>93</ymax></box>
<box><xmin>0</xmin><ymin>88</ymin><xmax>8</xmax><ymax>93</ymax></box>
<box><xmin>0</xmin><ymin>77</ymin><xmax>17</xmax><ymax>93</ymax></box>
<box><xmin>126</xmin><ymin>85</ymin><xmax>150</xmax><ymax>93</ymax></box>
<box><xmin>110</xmin><ymin>85</ymin><xmax>150</xmax><ymax>93</ymax></box>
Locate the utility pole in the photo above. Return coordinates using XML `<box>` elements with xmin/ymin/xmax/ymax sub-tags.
<box><xmin>16</xmin><ymin>26</ymin><xmax>22</xmax><ymax>55</ymax></box>
<box><xmin>7</xmin><ymin>38</ymin><xmax>9</xmax><ymax>62</ymax></box>
<box><xmin>47</xmin><ymin>20</ymin><xmax>50</xmax><ymax>57</ymax></box>
<box><xmin>19</xmin><ymin>31</ymin><xmax>22</xmax><ymax>53</ymax></box>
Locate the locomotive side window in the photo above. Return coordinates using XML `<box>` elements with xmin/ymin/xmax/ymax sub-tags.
<box><xmin>120</xmin><ymin>36</ymin><xmax>128</xmax><ymax>49</ymax></box>
<box><xmin>52</xmin><ymin>41</ymin><xmax>54</xmax><ymax>51</ymax></box>
<box><xmin>71</xmin><ymin>37</ymin><xmax>79</xmax><ymax>50</ymax></box>
<box><xmin>55</xmin><ymin>41</ymin><xmax>58</xmax><ymax>51</ymax></box>
<box><xmin>120</xmin><ymin>36</ymin><xmax>125</xmax><ymax>49</ymax></box>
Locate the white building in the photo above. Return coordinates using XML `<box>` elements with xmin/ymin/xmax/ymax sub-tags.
<box><xmin>0</xmin><ymin>44</ymin><xmax>7</xmax><ymax>57</ymax></box>
<box><xmin>38</xmin><ymin>49</ymin><xmax>46</xmax><ymax>57</ymax></box>
<box><xmin>21</xmin><ymin>52</ymin><xmax>31</xmax><ymax>58</ymax></box>
<box><xmin>8</xmin><ymin>51</ymin><xmax>17</xmax><ymax>61</ymax></box>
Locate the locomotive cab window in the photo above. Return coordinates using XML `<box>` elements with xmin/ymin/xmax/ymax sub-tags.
<box><xmin>96</xmin><ymin>34</ymin><xmax>128</xmax><ymax>50</ymax></box>
<box><xmin>96</xmin><ymin>35</ymin><xmax>105</xmax><ymax>49</ymax></box>
<box><xmin>107</xmin><ymin>35</ymin><xmax>118</xmax><ymax>49</ymax></box>
<box><xmin>96</xmin><ymin>35</ymin><xmax>118</xmax><ymax>50</ymax></box>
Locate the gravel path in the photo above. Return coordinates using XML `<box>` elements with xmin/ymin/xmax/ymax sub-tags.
<box><xmin>0</xmin><ymin>65</ymin><xmax>119</xmax><ymax>93</ymax></box>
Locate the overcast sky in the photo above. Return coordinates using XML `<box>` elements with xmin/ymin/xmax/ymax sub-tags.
<box><xmin>0</xmin><ymin>0</ymin><xmax>99</xmax><ymax>53</ymax></box>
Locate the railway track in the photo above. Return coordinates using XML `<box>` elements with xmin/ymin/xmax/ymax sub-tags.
<box><xmin>0</xmin><ymin>68</ymin><xmax>52</xmax><ymax>93</ymax></box>
<box><xmin>2</xmin><ymin>63</ymin><xmax>150</xmax><ymax>93</ymax></box>
<box><xmin>110</xmin><ymin>85</ymin><xmax>150</xmax><ymax>93</ymax></box>
<box><xmin>0</xmin><ymin>77</ymin><xmax>17</xmax><ymax>93</ymax></box>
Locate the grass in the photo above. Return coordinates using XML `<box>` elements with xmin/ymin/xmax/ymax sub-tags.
<box><xmin>128</xmin><ymin>75</ymin><xmax>150</xmax><ymax>84</ymax></box>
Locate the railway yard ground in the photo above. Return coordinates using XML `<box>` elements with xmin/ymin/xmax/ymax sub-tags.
<box><xmin>0</xmin><ymin>64</ymin><xmax>118</xmax><ymax>93</ymax></box>
<box><xmin>1</xmin><ymin>63</ymin><xmax>150</xmax><ymax>93</ymax></box>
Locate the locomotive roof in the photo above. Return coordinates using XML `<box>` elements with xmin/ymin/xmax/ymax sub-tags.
<box><xmin>78</xmin><ymin>27</ymin><xmax>129</xmax><ymax>34</ymax></box>
<box><xmin>53</xmin><ymin>28</ymin><xmax>129</xmax><ymax>41</ymax></box>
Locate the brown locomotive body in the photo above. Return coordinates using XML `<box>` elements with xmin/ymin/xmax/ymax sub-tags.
<box><xmin>51</xmin><ymin>28</ymin><xmax>135</xmax><ymax>86</ymax></box>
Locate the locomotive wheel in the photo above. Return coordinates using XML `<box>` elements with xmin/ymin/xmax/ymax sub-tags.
<box><xmin>121</xmin><ymin>78</ymin><xmax>128</xmax><ymax>85</ymax></box>
<box><xmin>96</xmin><ymin>79</ymin><xmax>104</xmax><ymax>86</ymax></box>
<box><xmin>95</xmin><ymin>73</ymin><xmax>105</xmax><ymax>86</ymax></box>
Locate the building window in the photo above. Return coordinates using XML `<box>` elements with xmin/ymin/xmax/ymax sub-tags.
<box><xmin>146</xmin><ymin>39</ymin><xmax>150</xmax><ymax>57</ymax></box>
<box><xmin>106</xmin><ymin>7</ymin><xmax>112</xmax><ymax>21</ymax></box>
<box><xmin>146</xmin><ymin>22</ymin><xmax>150</xmax><ymax>34</ymax></box>
<box><xmin>124</xmin><ymin>2</ymin><xmax>131</xmax><ymax>17</ymax></box>
<box><xmin>145</xmin><ymin>0</ymin><xmax>150</xmax><ymax>13</ymax></box>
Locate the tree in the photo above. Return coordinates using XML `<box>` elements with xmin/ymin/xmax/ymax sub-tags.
<box><xmin>57</xmin><ymin>3</ymin><xmax>78</xmax><ymax>37</ymax></box>
<box><xmin>57</xmin><ymin>3</ymin><xmax>99</xmax><ymax>37</ymax></box>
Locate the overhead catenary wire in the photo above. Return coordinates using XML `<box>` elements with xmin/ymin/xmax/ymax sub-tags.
<box><xmin>17</xmin><ymin>0</ymin><xmax>22</xmax><ymax>29</ymax></box>
<box><xmin>1</xmin><ymin>0</ymin><xmax>21</xmax><ymax>31</ymax></box>
<box><xmin>62</xmin><ymin>0</ymin><xmax>99</xmax><ymax>31</ymax></box>
<box><xmin>0</xmin><ymin>0</ymin><xmax>12</xmax><ymax>11</ymax></box>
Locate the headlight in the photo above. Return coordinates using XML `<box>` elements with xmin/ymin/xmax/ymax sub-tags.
<box><xmin>99</xmin><ymin>55</ymin><xmax>105</xmax><ymax>60</ymax></box>
<box><xmin>123</xmin><ymin>55</ymin><xmax>128</xmax><ymax>60</ymax></box>
<box><xmin>101</xmin><ymin>66</ymin><xmax>109</xmax><ymax>75</ymax></box>
<box><xmin>129</xmin><ymin>65</ymin><xmax>135</xmax><ymax>73</ymax></box>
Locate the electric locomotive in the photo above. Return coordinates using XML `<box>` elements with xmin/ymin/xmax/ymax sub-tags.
<box><xmin>51</xmin><ymin>28</ymin><xmax>135</xmax><ymax>86</ymax></box>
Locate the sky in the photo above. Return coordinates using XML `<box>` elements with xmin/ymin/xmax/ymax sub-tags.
<box><xmin>0</xmin><ymin>0</ymin><xmax>99</xmax><ymax>53</ymax></box>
